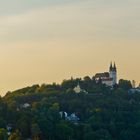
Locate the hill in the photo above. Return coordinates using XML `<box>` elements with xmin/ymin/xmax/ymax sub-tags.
<box><xmin>0</xmin><ymin>77</ymin><xmax>139</xmax><ymax>140</ymax></box>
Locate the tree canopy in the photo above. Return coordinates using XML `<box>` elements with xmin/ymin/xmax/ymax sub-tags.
<box><xmin>0</xmin><ymin>76</ymin><xmax>139</xmax><ymax>140</ymax></box>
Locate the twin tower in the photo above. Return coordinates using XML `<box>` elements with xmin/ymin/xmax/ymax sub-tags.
<box><xmin>109</xmin><ymin>62</ymin><xmax>117</xmax><ymax>86</ymax></box>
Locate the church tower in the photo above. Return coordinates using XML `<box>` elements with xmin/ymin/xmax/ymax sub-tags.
<box><xmin>109</xmin><ymin>62</ymin><xmax>117</xmax><ymax>85</ymax></box>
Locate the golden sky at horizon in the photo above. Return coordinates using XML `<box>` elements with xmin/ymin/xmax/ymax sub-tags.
<box><xmin>0</xmin><ymin>0</ymin><xmax>140</xmax><ymax>95</ymax></box>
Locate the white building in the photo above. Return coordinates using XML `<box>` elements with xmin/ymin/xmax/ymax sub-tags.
<box><xmin>74</xmin><ymin>84</ymin><xmax>81</xmax><ymax>93</ymax></box>
<box><xmin>74</xmin><ymin>84</ymin><xmax>88</xmax><ymax>94</ymax></box>
<box><xmin>59</xmin><ymin>111</ymin><xmax>68</xmax><ymax>118</ymax></box>
<box><xmin>95</xmin><ymin>62</ymin><xmax>117</xmax><ymax>87</ymax></box>
<box><xmin>22</xmin><ymin>103</ymin><xmax>30</xmax><ymax>108</ymax></box>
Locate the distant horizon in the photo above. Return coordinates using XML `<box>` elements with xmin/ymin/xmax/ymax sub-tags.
<box><xmin>0</xmin><ymin>0</ymin><xmax>140</xmax><ymax>96</ymax></box>
<box><xmin>2</xmin><ymin>62</ymin><xmax>138</xmax><ymax>96</ymax></box>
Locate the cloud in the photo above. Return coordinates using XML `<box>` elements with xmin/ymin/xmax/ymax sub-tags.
<box><xmin>0</xmin><ymin>0</ymin><xmax>77</xmax><ymax>16</ymax></box>
<box><xmin>0</xmin><ymin>0</ymin><xmax>140</xmax><ymax>44</ymax></box>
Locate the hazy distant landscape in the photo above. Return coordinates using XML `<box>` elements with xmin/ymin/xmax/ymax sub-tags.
<box><xmin>0</xmin><ymin>0</ymin><xmax>140</xmax><ymax>139</ymax></box>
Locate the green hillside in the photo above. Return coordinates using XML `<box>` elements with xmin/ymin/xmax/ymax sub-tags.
<box><xmin>0</xmin><ymin>77</ymin><xmax>140</xmax><ymax>140</ymax></box>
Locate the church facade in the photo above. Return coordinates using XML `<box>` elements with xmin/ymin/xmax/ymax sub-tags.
<box><xmin>95</xmin><ymin>62</ymin><xmax>117</xmax><ymax>87</ymax></box>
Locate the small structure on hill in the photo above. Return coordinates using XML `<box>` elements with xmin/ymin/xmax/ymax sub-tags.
<box><xmin>66</xmin><ymin>113</ymin><xmax>80</xmax><ymax>123</ymax></box>
<box><xmin>60</xmin><ymin>111</ymin><xmax>80</xmax><ymax>124</ymax></box>
<box><xmin>73</xmin><ymin>84</ymin><xmax>82</xmax><ymax>93</ymax></box>
<box><xmin>59</xmin><ymin>111</ymin><xmax>68</xmax><ymax>119</ymax></box>
<box><xmin>6</xmin><ymin>124</ymin><xmax>12</xmax><ymax>136</ymax></box>
<box><xmin>129</xmin><ymin>88</ymin><xmax>140</xmax><ymax>93</ymax></box>
<box><xmin>20</xmin><ymin>103</ymin><xmax>31</xmax><ymax>109</ymax></box>
<box><xmin>73</xmin><ymin>83</ymin><xmax>88</xmax><ymax>94</ymax></box>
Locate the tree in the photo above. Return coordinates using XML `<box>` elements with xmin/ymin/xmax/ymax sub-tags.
<box><xmin>84</xmin><ymin>129</ymin><xmax>112</xmax><ymax>140</ymax></box>
<box><xmin>83</xmin><ymin>76</ymin><xmax>91</xmax><ymax>82</ymax></box>
<box><xmin>118</xmin><ymin>79</ymin><xmax>132</xmax><ymax>90</ymax></box>
<box><xmin>0</xmin><ymin>128</ymin><xmax>7</xmax><ymax>140</ymax></box>
<box><xmin>0</xmin><ymin>117</ymin><xmax>6</xmax><ymax>128</ymax></box>
<box><xmin>17</xmin><ymin>116</ymin><xmax>31</xmax><ymax>138</ymax></box>
<box><xmin>47</xmin><ymin>103</ymin><xmax>60</xmax><ymax>123</ymax></box>
<box><xmin>31</xmin><ymin>123</ymin><xmax>41</xmax><ymax>140</ymax></box>
<box><xmin>56</xmin><ymin>121</ymin><xmax>73</xmax><ymax>140</ymax></box>
<box><xmin>8</xmin><ymin>130</ymin><xmax>22</xmax><ymax>140</ymax></box>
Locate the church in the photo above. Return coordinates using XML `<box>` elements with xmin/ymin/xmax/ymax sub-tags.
<box><xmin>95</xmin><ymin>62</ymin><xmax>117</xmax><ymax>87</ymax></box>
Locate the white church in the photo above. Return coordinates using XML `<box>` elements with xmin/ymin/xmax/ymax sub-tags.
<box><xmin>95</xmin><ymin>62</ymin><xmax>117</xmax><ymax>87</ymax></box>
<box><xmin>73</xmin><ymin>62</ymin><xmax>117</xmax><ymax>93</ymax></box>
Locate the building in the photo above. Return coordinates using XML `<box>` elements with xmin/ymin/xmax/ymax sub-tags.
<box><xmin>73</xmin><ymin>83</ymin><xmax>88</xmax><ymax>94</ymax></box>
<box><xmin>129</xmin><ymin>88</ymin><xmax>140</xmax><ymax>93</ymax></box>
<box><xmin>66</xmin><ymin>113</ymin><xmax>80</xmax><ymax>123</ymax></box>
<box><xmin>21</xmin><ymin>103</ymin><xmax>30</xmax><ymax>109</ymax></box>
<box><xmin>60</xmin><ymin>111</ymin><xmax>80</xmax><ymax>124</ymax></box>
<box><xmin>73</xmin><ymin>84</ymin><xmax>82</xmax><ymax>93</ymax></box>
<box><xmin>95</xmin><ymin>62</ymin><xmax>117</xmax><ymax>87</ymax></box>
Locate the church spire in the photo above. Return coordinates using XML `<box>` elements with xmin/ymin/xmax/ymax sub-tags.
<box><xmin>109</xmin><ymin>62</ymin><xmax>117</xmax><ymax>85</ymax></box>
<box><xmin>109</xmin><ymin>62</ymin><xmax>113</xmax><ymax>71</ymax></box>
<box><xmin>113</xmin><ymin>62</ymin><xmax>117</xmax><ymax>72</ymax></box>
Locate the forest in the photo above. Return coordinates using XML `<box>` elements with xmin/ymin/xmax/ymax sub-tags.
<box><xmin>0</xmin><ymin>76</ymin><xmax>139</xmax><ymax>140</ymax></box>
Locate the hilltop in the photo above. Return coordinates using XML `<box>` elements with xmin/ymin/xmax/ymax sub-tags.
<box><xmin>0</xmin><ymin>77</ymin><xmax>140</xmax><ymax>140</ymax></box>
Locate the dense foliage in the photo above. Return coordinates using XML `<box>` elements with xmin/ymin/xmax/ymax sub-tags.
<box><xmin>0</xmin><ymin>77</ymin><xmax>140</xmax><ymax>140</ymax></box>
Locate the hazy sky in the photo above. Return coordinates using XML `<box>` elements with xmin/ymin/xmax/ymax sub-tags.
<box><xmin>0</xmin><ymin>0</ymin><xmax>140</xmax><ymax>95</ymax></box>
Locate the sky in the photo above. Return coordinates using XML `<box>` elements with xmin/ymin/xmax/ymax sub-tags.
<box><xmin>0</xmin><ymin>0</ymin><xmax>140</xmax><ymax>95</ymax></box>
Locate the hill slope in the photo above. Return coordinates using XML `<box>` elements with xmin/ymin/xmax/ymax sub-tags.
<box><xmin>0</xmin><ymin>77</ymin><xmax>139</xmax><ymax>140</ymax></box>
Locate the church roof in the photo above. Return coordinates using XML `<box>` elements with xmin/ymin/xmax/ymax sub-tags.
<box><xmin>95</xmin><ymin>72</ymin><xmax>110</xmax><ymax>78</ymax></box>
<box><xmin>110</xmin><ymin>62</ymin><xmax>113</xmax><ymax>71</ymax></box>
<box><xmin>113</xmin><ymin>62</ymin><xmax>117</xmax><ymax>71</ymax></box>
